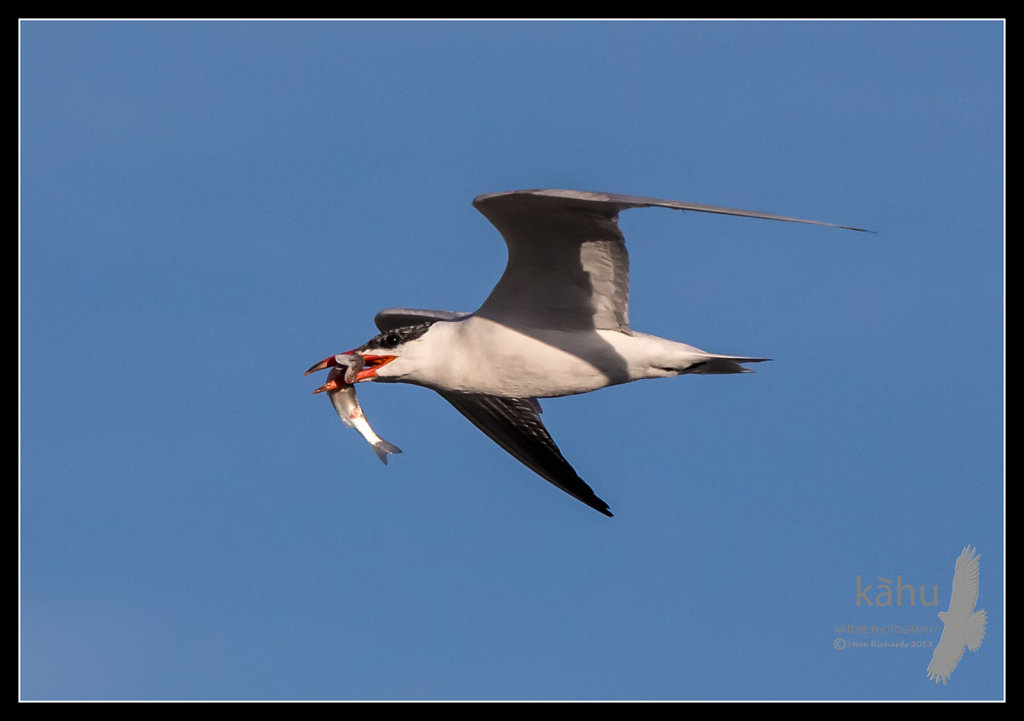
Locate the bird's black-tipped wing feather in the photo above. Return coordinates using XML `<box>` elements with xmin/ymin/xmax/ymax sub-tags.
<box><xmin>374</xmin><ymin>307</ymin><xmax>611</xmax><ymax>516</ymax></box>
<box><xmin>437</xmin><ymin>391</ymin><xmax>613</xmax><ymax>517</ymax></box>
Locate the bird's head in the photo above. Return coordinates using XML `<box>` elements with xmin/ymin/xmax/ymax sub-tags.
<box><xmin>304</xmin><ymin>322</ymin><xmax>436</xmax><ymax>387</ymax></box>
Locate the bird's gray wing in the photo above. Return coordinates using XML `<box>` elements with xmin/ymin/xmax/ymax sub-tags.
<box><xmin>927</xmin><ymin>626</ymin><xmax>964</xmax><ymax>685</ymax></box>
<box><xmin>436</xmin><ymin>390</ymin><xmax>613</xmax><ymax>517</ymax></box>
<box><xmin>949</xmin><ymin>546</ymin><xmax>982</xmax><ymax>617</ymax></box>
<box><xmin>374</xmin><ymin>307</ymin><xmax>471</xmax><ymax>332</ymax></box>
<box><xmin>472</xmin><ymin>188</ymin><xmax>869</xmax><ymax>333</ymax></box>
<box><xmin>373</xmin><ymin>307</ymin><xmax>611</xmax><ymax>514</ymax></box>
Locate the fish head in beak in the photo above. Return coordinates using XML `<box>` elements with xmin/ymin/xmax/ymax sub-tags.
<box><xmin>348</xmin><ymin>353</ymin><xmax>397</xmax><ymax>380</ymax></box>
<box><xmin>304</xmin><ymin>351</ymin><xmax>397</xmax><ymax>389</ymax></box>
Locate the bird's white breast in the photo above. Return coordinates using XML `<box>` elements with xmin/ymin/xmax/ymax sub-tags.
<box><xmin>393</xmin><ymin>316</ymin><xmax>708</xmax><ymax>398</ymax></box>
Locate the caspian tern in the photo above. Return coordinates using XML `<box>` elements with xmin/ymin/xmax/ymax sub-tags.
<box><xmin>306</xmin><ymin>189</ymin><xmax>866</xmax><ymax>516</ymax></box>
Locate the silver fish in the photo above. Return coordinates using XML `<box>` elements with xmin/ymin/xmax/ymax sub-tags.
<box><xmin>312</xmin><ymin>355</ymin><xmax>402</xmax><ymax>464</ymax></box>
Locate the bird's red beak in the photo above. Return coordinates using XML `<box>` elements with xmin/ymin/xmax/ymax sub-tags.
<box><xmin>304</xmin><ymin>356</ymin><xmax>341</xmax><ymax>376</ymax></box>
<box><xmin>304</xmin><ymin>351</ymin><xmax>396</xmax><ymax>385</ymax></box>
<box><xmin>311</xmin><ymin>377</ymin><xmax>341</xmax><ymax>395</ymax></box>
<box><xmin>356</xmin><ymin>354</ymin><xmax>397</xmax><ymax>379</ymax></box>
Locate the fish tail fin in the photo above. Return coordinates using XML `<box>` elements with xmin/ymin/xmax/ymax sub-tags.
<box><xmin>965</xmin><ymin>609</ymin><xmax>987</xmax><ymax>651</ymax></box>
<box><xmin>371</xmin><ymin>439</ymin><xmax>403</xmax><ymax>465</ymax></box>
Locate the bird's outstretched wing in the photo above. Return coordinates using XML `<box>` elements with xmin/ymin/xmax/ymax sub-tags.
<box><xmin>948</xmin><ymin>546</ymin><xmax>982</xmax><ymax>618</ymax></box>
<box><xmin>436</xmin><ymin>390</ymin><xmax>612</xmax><ymax>517</ymax></box>
<box><xmin>472</xmin><ymin>189</ymin><xmax>869</xmax><ymax>333</ymax></box>
<box><xmin>927</xmin><ymin>625</ymin><xmax>965</xmax><ymax>685</ymax></box>
<box><xmin>374</xmin><ymin>306</ymin><xmax>611</xmax><ymax>516</ymax></box>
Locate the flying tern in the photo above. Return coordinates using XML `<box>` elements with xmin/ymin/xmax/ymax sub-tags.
<box><xmin>306</xmin><ymin>189</ymin><xmax>866</xmax><ymax>516</ymax></box>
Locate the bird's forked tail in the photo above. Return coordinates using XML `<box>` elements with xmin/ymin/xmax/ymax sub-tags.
<box><xmin>685</xmin><ymin>353</ymin><xmax>772</xmax><ymax>375</ymax></box>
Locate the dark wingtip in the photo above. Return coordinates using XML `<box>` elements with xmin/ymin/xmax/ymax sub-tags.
<box><xmin>586</xmin><ymin>496</ymin><xmax>614</xmax><ymax>517</ymax></box>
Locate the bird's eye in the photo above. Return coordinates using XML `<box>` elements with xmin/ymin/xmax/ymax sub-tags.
<box><xmin>386</xmin><ymin>334</ymin><xmax>400</xmax><ymax>346</ymax></box>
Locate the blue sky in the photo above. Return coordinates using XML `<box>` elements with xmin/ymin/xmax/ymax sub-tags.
<box><xmin>20</xmin><ymin>20</ymin><xmax>1003</xmax><ymax>701</ymax></box>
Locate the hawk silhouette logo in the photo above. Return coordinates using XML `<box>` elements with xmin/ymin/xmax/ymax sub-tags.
<box><xmin>926</xmin><ymin>546</ymin><xmax>987</xmax><ymax>684</ymax></box>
